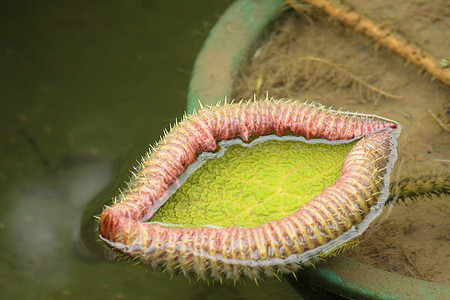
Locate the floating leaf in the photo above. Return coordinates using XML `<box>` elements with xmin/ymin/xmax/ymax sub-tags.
<box><xmin>151</xmin><ymin>138</ymin><xmax>356</xmax><ymax>228</ymax></box>
<box><xmin>99</xmin><ymin>99</ymin><xmax>401</xmax><ymax>281</ymax></box>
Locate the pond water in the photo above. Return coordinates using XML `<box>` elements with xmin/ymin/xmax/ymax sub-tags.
<box><xmin>0</xmin><ymin>1</ymin><xmax>307</xmax><ymax>299</ymax></box>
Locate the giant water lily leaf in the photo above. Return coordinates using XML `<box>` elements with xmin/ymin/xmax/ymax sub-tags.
<box><xmin>151</xmin><ymin>139</ymin><xmax>356</xmax><ymax>228</ymax></box>
<box><xmin>99</xmin><ymin>99</ymin><xmax>401</xmax><ymax>281</ymax></box>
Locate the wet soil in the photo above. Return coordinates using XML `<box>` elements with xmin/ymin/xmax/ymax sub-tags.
<box><xmin>233</xmin><ymin>0</ymin><xmax>449</xmax><ymax>284</ymax></box>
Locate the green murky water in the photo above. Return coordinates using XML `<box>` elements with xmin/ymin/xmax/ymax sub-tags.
<box><xmin>0</xmin><ymin>1</ymin><xmax>309</xmax><ymax>299</ymax></box>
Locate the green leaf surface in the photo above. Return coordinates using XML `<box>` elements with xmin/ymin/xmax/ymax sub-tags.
<box><xmin>150</xmin><ymin>139</ymin><xmax>356</xmax><ymax>228</ymax></box>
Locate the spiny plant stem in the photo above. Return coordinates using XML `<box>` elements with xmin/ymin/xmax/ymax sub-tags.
<box><xmin>388</xmin><ymin>171</ymin><xmax>450</xmax><ymax>204</ymax></box>
<box><xmin>290</xmin><ymin>0</ymin><xmax>450</xmax><ymax>86</ymax></box>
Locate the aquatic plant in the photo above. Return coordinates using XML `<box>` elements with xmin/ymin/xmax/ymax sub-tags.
<box><xmin>99</xmin><ymin>98</ymin><xmax>401</xmax><ymax>282</ymax></box>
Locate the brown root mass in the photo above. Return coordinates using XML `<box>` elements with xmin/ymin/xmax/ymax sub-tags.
<box><xmin>298</xmin><ymin>0</ymin><xmax>450</xmax><ymax>85</ymax></box>
<box><xmin>233</xmin><ymin>0</ymin><xmax>449</xmax><ymax>284</ymax></box>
